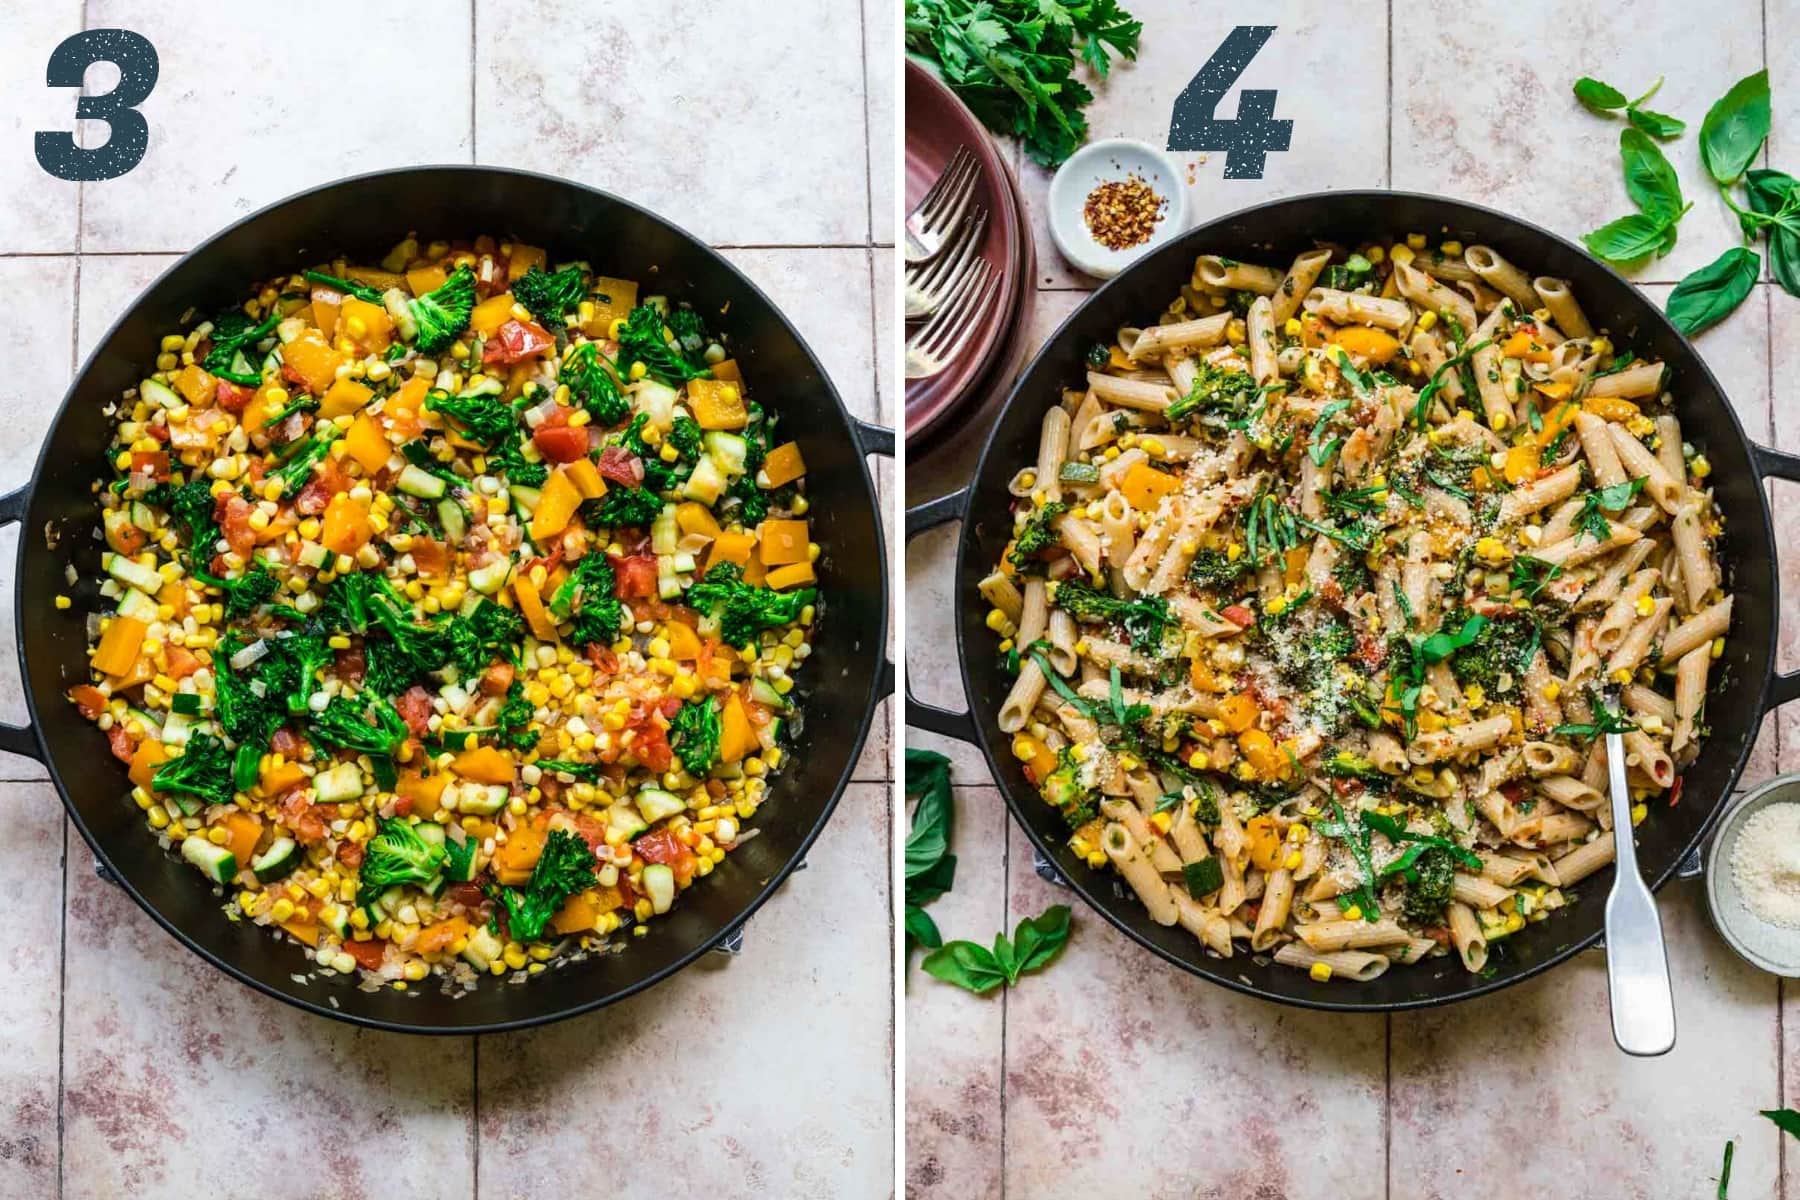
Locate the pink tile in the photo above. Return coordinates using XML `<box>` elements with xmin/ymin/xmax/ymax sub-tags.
<box><xmin>904</xmin><ymin>784</ymin><xmax>1007</xmax><ymax>1200</ymax></box>
<box><xmin>76</xmin><ymin>252</ymin><xmax>177</xmax><ymax>360</ymax></box>
<box><xmin>478</xmin><ymin>783</ymin><xmax>892</xmax><ymax>1199</ymax></box>
<box><xmin>0</xmin><ymin>784</ymin><xmax>68</xmax><ymax>1199</ymax></box>
<box><xmin>475</xmin><ymin>0</ymin><xmax>867</xmax><ymax>246</ymax></box>
<box><xmin>1390</xmin><ymin>883</ymin><xmax>1778</xmax><ymax>1200</ymax></box>
<box><xmin>721</xmin><ymin>247</ymin><xmax>878</xmax><ymax>422</ymax></box>
<box><xmin>0</xmin><ymin>1</ymin><xmax>83</xmax><ymax>252</ymax></box>
<box><xmin>1000</xmin><ymin>826</ymin><xmax>1386</xmax><ymax>1199</ymax></box>
<box><xmin>865</xmin><ymin>0</ymin><xmax>896</xmax><ymax>245</ymax></box>
<box><xmin>60</xmin><ymin>835</ymin><xmax>475</xmax><ymax>1199</ymax></box>
<box><xmin>1393</xmin><ymin>1</ymin><xmax>1762</xmax><ymax>284</ymax></box>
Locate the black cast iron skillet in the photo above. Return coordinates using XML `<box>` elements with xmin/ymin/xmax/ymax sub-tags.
<box><xmin>0</xmin><ymin>166</ymin><xmax>891</xmax><ymax>1034</ymax></box>
<box><xmin>907</xmin><ymin>190</ymin><xmax>1800</xmax><ymax>1012</ymax></box>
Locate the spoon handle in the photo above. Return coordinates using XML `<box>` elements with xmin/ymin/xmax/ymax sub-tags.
<box><xmin>1604</xmin><ymin>729</ymin><xmax>1675</xmax><ymax>1056</ymax></box>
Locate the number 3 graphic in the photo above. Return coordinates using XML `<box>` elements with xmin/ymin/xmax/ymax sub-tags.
<box><xmin>35</xmin><ymin>29</ymin><xmax>159</xmax><ymax>182</ymax></box>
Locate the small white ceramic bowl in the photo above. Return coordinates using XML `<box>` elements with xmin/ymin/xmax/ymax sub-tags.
<box><xmin>1704</xmin><ymin>773</ymin><xmax>1800</xmax><ymax>976</ymax></box>
<box><xmin>1047</xmin><ymin>138</ymin><xmax>1189</xmax><ymax>279</ymax></box>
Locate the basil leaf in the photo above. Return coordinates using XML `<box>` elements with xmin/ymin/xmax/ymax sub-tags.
<box><xmin>1007</xmin><ymin>904</ymin><xmax>1072</xmax><ymax>978</ymax></box>
<box><xmin>904</xmin><ymin>749</ymin><xmax>955</xmax><ymax>882</ymax></box>
<box><xmin>1746</xmin><ymin>169</ymin><xmax>1800</xmax><ymax>297</ymax></box>
<box><xmin>1573</xmin><ymin>76</ymin><xmax>1628</xmax><ymax>111</ymax></box>
<box><xmin>1183</xmin><ymin>857</ymin><xmax>1224</xmax><ymax>898</ymax></box>
<box><xmin>909</xmin><ymin>853</ymin><xmax>958</xmax><ymax>907</ymax></box>
<box><xmin>1418</xmin><ymin>613</ymin><xmax>1488</xmax><ymax>664</ymax></box>
<box><xmin>1583</xmin><ymin>212</ymin><xmax>1673</xmax><ymax>263</ymax></box>
<box><xmin>1595</xmin><ymin>476</ymin><xmax>1646</xmax><ymax>510</ymax></box>
<box><xmin>1701</xmin><ymin>68</ymin><xmax>1771</xmax><ymax>185</ymax></box>
<box><xmin>1666</xmin><ymin>246</ymin><xmax>1761</xmax><ymax>336</ymax></box>
<box><xmin>921</xmin><ymin>939</ymin><xmax>1009</xmax><ymax>993</ymax></box>
<box><xmin>905</xmin><ymin>905</ymin><xmax>943</xmax><ymax>949</ymax></box>
<box><xmin>1626</xmin><ymin>106</ymin><xmax>1685</xmax><ymax>139</ymax></box>
<box><xmin>1619</xmin><ymin>127</ymin><xmax>1684</xmax><ymax>220</ymax></box>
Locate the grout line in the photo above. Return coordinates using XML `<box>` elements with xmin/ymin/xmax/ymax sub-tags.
<box><xmin>1385</xmin><ymin>0</ymin><xmax>1394</xmax><ymax>187</ymax></box>
<box><xmin>468</xmin><ymin>0</ymin><xmax>478</xmax><ymax>165</ymax></box>
<box><xmin>855</xmin><ymin>0</ymin><xmax>875</xmax><ymax>251</ymax></box>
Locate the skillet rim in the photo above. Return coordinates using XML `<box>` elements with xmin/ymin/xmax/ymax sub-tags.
<box><xmin>951</xmin><ymin>187</ymin><xmax>1776</xmax><ymax>1013</ymax></box>
<box><xmin>17</xmin><ymin>162</ymin><xmax>890</xmax><ymax>1034</ymax></box>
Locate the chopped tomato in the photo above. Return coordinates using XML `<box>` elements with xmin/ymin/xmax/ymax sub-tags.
<box><xmin>278</xmin><ymin>788</ymin><xmax>328</xmax><ymax>844</ymax></box>
<box><xmin>632</xmin><ymin>721</ymin><xmax>674</xmax><ymax>772</ymax></box>
<box><xmin>479</xmin><ymin>662</ymin><xmax>515</xmax><ymax>697</ymax></box>
<box><xmin>131</xmin><ymin>450</ymin><xmax>170</xmax><ymax>481</ymax></box>
<box><xmin>106</xmin><ymin>725</ymin><xmax>134</xmax><ymax>763</ymax></box>
<box><xmin>482</xmin><ymin>319</ymin><xmax>555</xmax><ymax>365</ymax></box>
<box><xmin>533</xmin><ymin>424</ymin><xmax>589</xmax><ymax>464</ymax></box>
<box><xmin>293</xmin><ymin>458</ymin><xmax>349</xmax><ymax>517</ymax></box>
<box><xmin>585</xmin><ymin>643</ymin><xmax>619</xmax><ymax>673</ymax></box>
<box><xmin>341</xmin><ymin>938</ymin><xmax>386</xmax><ymax>971</ymax></box>
<box><xmin>270</xmin><ymin>727</ymin><xmax>303</xmax><ymax>758</ymax></box>
<box><xmin>395</xmin><ymin>686</ymin><xmax>433</xmax><ymax>738</ymax></box>
<box><xmin>595</xmin><ymin>447</ymin><xmax>644</xmax><ymax>486</ymax></box>
<box><xmin>609</xmin><ymin>553</ymin><xmax>658</xmax><ymax>600</ymax></box>
<box><xmin>633</xmin><ymin>829</ymin><xmax>699</xmax><ymax>883</ymax></box>
<box><xmin>217</xmin><ymin>494</ymin><xmax>256</xmax><ymax>557</ymax></box>
<box><xmin>1220</xmin><ymin>604</ymin><xmax>1255</xmax><ymax>627</ymax></box>
<box><xmin>214</xmin><ymin>380</ymin><xmax>254</xmax><ymax>413</ymax></box>
<box><xmin>145</xmin><ymin>421</ymin><xmax>170</xmax><ymax>443</ymax></box>
<box><xmin>446</xmin><ymin>883</ymin><xmax>488</xmax><ymax>911</ymax></box>
<box><xmin>336</xmin><ymin>841</ymin><xmax>365</xmax><ymax>869</ymax></box>
<box><xmin>1352</xmin><ymin>632</ymin><xmax>1388</xmax><ymax>670</ymax></box>
<box><xmin>570</xmin><ymin>813</ymin><xmax>608</xmax><ymax>853</ymax></box>
<box><xmin>280</xmin><ymin>363</ymin><xmax>314</xmax><ymax>393</ymax></box>
<box><xmin>391</xmin><ymin>794</ymin><xmax>414</xmax><ymax>817</ymax></box>
<box><xmin>1669</xmin><ymin>775</ymin><xmax>1684</xmax><ymax>807</ymax></box>
<box><xmin>164</xmin><ymin>646</ymin><xmax>202</xmax><ymax>679</ymax></box>
<box><xmin>656</xmin><ymin>696</ymin><xmax>682</xmax><ymax>720</ymax></box>
<box><xmin>1499</xmin><ymin>782</ymin><xmax>1527</xmax><ymax>805</ymax></box>
<box><xmin>335</xmin><ymin>645</ymin><xmax>366</xmax><ymax>685</ymax></box>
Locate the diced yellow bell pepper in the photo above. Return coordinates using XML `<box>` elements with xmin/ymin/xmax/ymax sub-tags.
<box><xmin>676</xmin><ymin>502</ymin><xmax>721</xmax><ymax>540</ymax></box>
<box><xmin>718</xmin><ymin>695</ymin><xmax>755</xmax><ymax>763</ymax></box>
<box><xmin>580</xmin><ymin>277</ymin><xmax>639</xmax><ymax>336</ymax></box>
<box><xmin>406</xmin><ymin>265</ymin><xmax>447</xmax><ymax>297</ymax></box>
<box><xmin>710</xmin><ymin>530</ymin><xmax>756</xmax><ymax>566</ymax></box>
<box><xmin>563</xmin><ymin>457</ymin><xmax>606</xmax><ymax>500</ymax></box>
<box><xmin>530</xmin><ymin>468</ymin><xmax>583</xmax><ymax>544</ymax></box>
<box><xmin>1119</xmin><ymin>462</ymin><xmax>1179</xmax><ymax>510</ymax></box>
<box><xmin>512</xmin><ymin>574</ymin><xmax>559</xmax><ymax>643</ymax></box>
<box><xmin>128</xmin><ymin>738</ymin><xmax>168</xmax><ymax>791</ymax></box>
<box><xmin>338</xmin><ymin>296</ymin><xmax>392</xmax><ymax>353</ymax></box>
<box><xmin>319</xmin><ymin>377</ymin><xmax>374</xmax><ymax>420</ymax></box>
<box><xmin>452</xmin><ymin>745</ymin><xmax>515</xmax><ymax>785</ymax></box>
<box><xmin>766</xmin><ymin>562</ymin><xmax>816</xmax><ymax>589</ymax></box>
<box><xmin>345</xmin><ymin>413</ymin><xmax>390</xmax><ymax>476</ymax></box>
<box><xmin>173</xmin><ymin>364</ymin><xmax>214</xmax><ymax>407</ymax></box>
<box><xmin>470</xmin><ymin>293</ymin><xmax>515</xmax><ymax>338</ymax></box>
<box><xmin>761</xmin><ymin>442</ymin><xmax>807</xmax><ymax>488</ymax></box>
<box><xmin>93</xmin><ymin>615</ymin><xmax>147</xmax><ymax>677</ymax></box>
<box><xmin>688</xmin><ymin>379</ymin><xmax>748</xmax><ymax>430</ymax></box>
<box><xmin>322</xmin><ymin>494</ymin><xmax>373</xmax><ymax>555</ymax></box>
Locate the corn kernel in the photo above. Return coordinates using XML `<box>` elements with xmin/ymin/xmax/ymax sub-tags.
<box><xmin>1309</xmin><ymin>961</ymin><xmax>1333</xmax><ymax>982</ymax></box>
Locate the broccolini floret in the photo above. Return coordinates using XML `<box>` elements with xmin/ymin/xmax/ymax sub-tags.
<box><xmin>356</xmin><ymin>816</ymin><xmax>448</xmax><ymax>906</ymax></box>
<box><xmin>1007</xmin><ymin>501</ymin><xmax>1069</xmax><ymax>570</ymax></box>
<box><xmin>617</xmin><ymin>303</ymin><xmax>711</xmax><ymax>385</ymax></box>
<box><xmin>585</xmin><ymin>486</ymin><xmax>665</xmax><ymax>530</ymax></box>
<box><xmin>509</xmin><ymin>264</ymin><xmax>587</xmax><ymax>327</ymax></box>
<box><xmin>669</xmin><ymin>697</ymin><xmax>722</xmax><ymax>775</ymax></box>
<box><xmin>201</xmin><ymin>309</ymin><xmax>279</xmax><ymax>386</ymax></box>
<box><xmin>408</xmin><ymin>265</ymin><xmax>476</xmax><ymax>354</ymax></box>
<box><xmin>550</xmin><ymin>554</ymin><xmax>624</xmax><ymax>647</ymax></box>
<box><xmin>561</xmin><ymin>341</ymin><xmax>630</xmax><ymax>427</ymax></box>
<box><xmin>150</xmin><ymin>732</ymin><xmax>236</xmax><ymax>811</ymax></box>
<box><xmin>1040</xmin><ymin>747</ymin><xmax>1096</xmax><ymax>830</ymax></box>
<box><xmin>486</xmin><ymin>828</ymin><xmax>596</xmax><ymax>942</ymax></box>
<box><xmin>1049</xmin><ymin>580</ymin><xmax>1173</xmax><ymax>653</ymax></box>
<box><xmin>685</xmin><ymin>562</ymin><xmax>816</xmax><ymax>649</ymax></box>
<box><xmin>308</xmin><ymin>694</ymin><xmax>409</xmax><ymax>759</ymax></box>
<box><xmin>1399</xmin><ymin>846</ymin><xmax>1457</xmax><ymax>925</ymax></box>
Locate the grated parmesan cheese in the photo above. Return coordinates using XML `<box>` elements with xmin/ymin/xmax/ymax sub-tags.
<box><xmin>1730</xmin><ymin>803</ymin><xmax>1800</xmax><ymax>928</ymax></box>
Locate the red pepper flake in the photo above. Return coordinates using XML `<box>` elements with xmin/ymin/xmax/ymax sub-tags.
<box><xmin>1082</xmin><ymin>175</ymin><xmax>1166</xmax><ymax>251</ymax></box>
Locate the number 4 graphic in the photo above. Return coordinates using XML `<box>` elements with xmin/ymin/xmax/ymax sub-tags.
<box><xmin>1168</xmin><ymin>26</ymin><xmax>1292</xmax><ymax>180</ymax></box>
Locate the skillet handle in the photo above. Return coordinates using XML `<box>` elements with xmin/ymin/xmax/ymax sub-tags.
<box><xmin>0</xmin><ymin>485</ymin><xmax>42</xmax><ymax>762</ymax></box>
<box><xmin>853</xmin><ymin>420</ymin><xmax>897</xmax><ymax>698</ymax></box>
<box><xmin>1753</xmin><ymin>444</ymin><xmax>1800</xmax><ymax>708</ymax></box>
<box><xmin>904</xmin><ymin>488</ymin><xmax>977</xmax><ymax>743</ymax></box>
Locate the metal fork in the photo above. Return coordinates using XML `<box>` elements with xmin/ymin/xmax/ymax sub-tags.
<box><xmin>905</xmin><ymin>207</ymin><xmax>988</xmax><ymax>320</ymax></box>
<box><xmin>1600</xmin><ymin>690</ymin><xmax>1676</xmax><ymax>1056</ymax></box>
<box><xmin>904</xmin><ymin>259</ymin><xmax>997</xmax><ymax>379</ymax></box>
<box><xmin>904</xmin><ymin>146</ymin><xmax>980</xmax><ymax>264</ymax></box>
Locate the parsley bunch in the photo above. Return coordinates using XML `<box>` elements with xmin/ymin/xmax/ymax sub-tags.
<box><xmin>905</xmin><ymin>0</ymin><xmax>1143</xmax><ymax>167</ymax></box>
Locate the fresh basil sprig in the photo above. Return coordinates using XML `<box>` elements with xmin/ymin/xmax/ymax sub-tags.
<box><xmin>1701</xmin><ymin>69</ymin><xmax>1771</xmax><ymax>186</ymax></box>
<box><xmin>1573</xmin><ymin>75</ymin><xmax>1686</xmax><ymax>140</ymax></box>
<box><xmin>921</xmin><ymin>905</ymin><xmax>1073</xmax><ymax>994</ymax></box>
<box><xmin>904</xmin><ymin>749</ymin><xmax>957</xmax><ymax>950</ymax></box>
<box><xmin>1583</xmin><ymin>128</ymin><xmax>1690</xmax><ymax>263</ymax></box>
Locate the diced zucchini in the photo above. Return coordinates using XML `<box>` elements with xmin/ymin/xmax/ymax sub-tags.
<box><xmin>656</xmin><ymin>557</ymin><xmax>682</xmax><ymax>600</ymax></box>
<box><xmin>103</xmin><ymin>509</ymin><xmax>140</xmax><ymax>550</ymax></box>
<box><xmin>458</xmin><ymin>375</ymin><xmax>504</xmax><ymax>399</ymax></box>
<box><xmin>508</xmin><ymin>485</ymin><xmax>541</xmax><ymax>516</ymax></box>
<box><xmin>438</xmin><ymin>498</ymin><xmax>467</xmax><ymax>544</ymax></box>
<box><xmin>672</xmin><ymin>551</ymin><xmax>697</xmax><ymax>574</ymax></box>
<box><xmin>641</xmin><ymin>863</ymin><xmax>675</xmax><ymax>915</ymax></box>
<box><xmin>397</xmin><ymin>464</ymin><xmax>447</xmax><ymax>499</ymax></box>
<box><xmin>463</xmin><ymin>924</ymin><xmax>503</xmax><ymax>970</ymax></box>
<box><xmin>130</xmin><ymin>500</ymin><xmax>155</xmax><ymax>530</ymax></box>
<box><xmin>297</xmin><ymin>540</ymin><xmax>330</xmax><ymax>569</ymax></box>
<box><xmin>636</xmin><ymin>381</ymin><xmax>678</xmax><ymax>428</ymax></box>
<box><xmin>607</xmin><ymin>802</ymin><xmax>648</xmax><ymax>839</ymax></box>
<box><xmin>159</xmin><ymin>709</ymin><xmax>193</xmax><ymax>747</ymax></box>
<box><xmin>1060</xmin><ymin>461</ymin><xmax>1101</xmax><ymax>484</ymax></box>
<box><xmin>636</xmin><ymin>787</ymin><xmax>685</xmax><ymax>823</ymax></box>
<box><xmin>468</xmin><ymin>558</ymin><xmax>512</xmax><ymax>595</ymax></box>
<box><xmin>116</xmin><ymin>587</ymin><xmax>158</xmax><ymax>622</ymax></box>
<box><xmin>170</xmin><ymin>692</ymin><xmax>202</xmax><ymax>716</ymax></box>
<box><xmin>455</xmin><ymin>783</ymin><xmax>509</xmax><ymax>816</ymax></box>
<box><xmin>651</xmin><ymin>505</ymin><xmax>679</xmax><ymax>555</ymax></box>
<box><xmin>139</xmin><ymin>378</ymin><xmax>181</xmax><ymax>410</ymax></box>
<box><xmin>321</xmin><ymin>904</ymin><xmax>350</xmax><ymax>938</ymax></box>
<box><xmin>704</xmin><ymin>431</ymin><xmax>748</xmax><ymax>475</ymax></box>
<box><xmin>415</xmin><ymin>823</ymin><xmax>446</xmax><ymax>849</ymax></box>
<box><xmin>749</xmin><ymin>677</ymin><xmax>788</xmax><ymax>711</ymax></box>
<box><xmin>313</xmin><ymin>762</ymin><xmax>364</xmax><ymax>805</ymax></box>
<box><xmin>250</xmin><ymin>836</ymin><xmax>300</xmax><ymax>883</ymax></box>
<box><xmin>681</xmin><ymin>456</ymin><xmax>726</xmax><ymax>504</ymax></box>
<box><xmin>182</xmin><ymin>838</ymin><xmax>238</xmax><ymax>885</ymax></box>
<box><xmin>104</xmin><ymin>552</ymin><xmax>166</xmax><ymax>594</ymax></box>
<box><xmin>445</xmin><ymin>834</ymin><xmax>478</xmax><ymax>882</ymax></box>
<box><xmin>767</xmin><ymin>716</ymin><xmax>786</xmax><ymax>743</ymax></box>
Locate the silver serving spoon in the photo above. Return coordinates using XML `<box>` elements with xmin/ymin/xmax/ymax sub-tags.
<box><xmin>1601</xmin><ymin>692</ymin><xmax>1676</xmax><ymax>1056</ymax></box>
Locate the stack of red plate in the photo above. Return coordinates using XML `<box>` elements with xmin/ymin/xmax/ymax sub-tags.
<box><xmin>904</xmin><ymin>60</ymin><xmax>1035</xmax><ymax>451</ymax></box>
